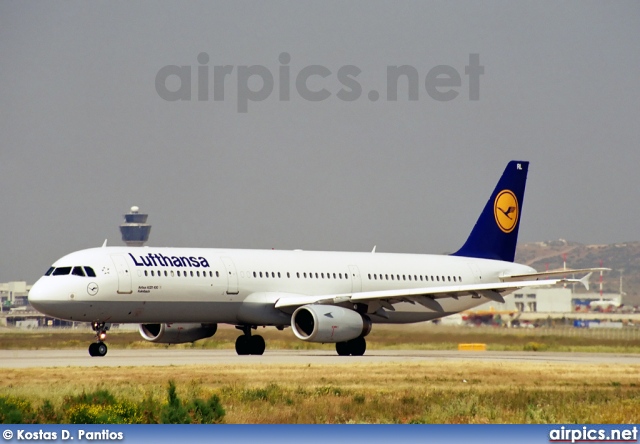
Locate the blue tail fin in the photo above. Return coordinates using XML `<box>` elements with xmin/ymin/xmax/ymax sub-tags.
<box><xmin>452</xmin><ymin>160</ymin><xmax>529</xmax><ymax>262</ymax></box>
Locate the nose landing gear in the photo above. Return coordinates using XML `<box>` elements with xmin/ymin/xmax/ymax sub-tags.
<box><xmin>89</xmin><ymin>322</ymin><xmax>110</xmax><ymax>357</ymax></box>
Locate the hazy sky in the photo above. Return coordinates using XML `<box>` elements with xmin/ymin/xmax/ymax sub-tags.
<box><xmin>1</xmin><ymin>1</ymin><xmax>639</xmax><ymax>283</ymax></box>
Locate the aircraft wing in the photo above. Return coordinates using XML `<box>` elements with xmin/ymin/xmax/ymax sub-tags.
<box><xmin>274</xmin><ymin>277</ymin><xmax>579</xmax><ymax>314</ymax></box>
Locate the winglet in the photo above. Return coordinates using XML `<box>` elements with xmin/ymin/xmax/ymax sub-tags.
<box><xmin>560</xmin><ymin>272</ymin><xmax>593</xmax><ymax>290</ymax></box>
<box><xmin>371</xmin><ymin>245</ymin><xmax>377</xmax><ymax>253</ymax></box>
<box><xmin>578</xmin><ymin>272</ymin><xmax>592</xmax><ymax>291</ymax></box>
<box><xmin>102</xmin><ymin>239</ymin><xmax>108</xmax><ymax>248</ymax></box>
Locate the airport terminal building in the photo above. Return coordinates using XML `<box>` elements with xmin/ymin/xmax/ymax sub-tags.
<box><xmin>476</xmin><ymin>287</ymin><xmax>622</xmax><ymax>313</ymax></box>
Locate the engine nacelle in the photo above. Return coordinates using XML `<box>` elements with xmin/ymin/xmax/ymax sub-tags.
<box><xmin>291</xmin><ymin>305</ymin><xmax>371</xmax><ymax>343</ymax></box>
<box><xmin>139</xmin><ymin>323</ymin><xmax>217</xmax><ymax>344</ymax></box>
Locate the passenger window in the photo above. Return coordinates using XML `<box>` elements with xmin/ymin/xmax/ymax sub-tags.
<box><xmin>278</xmin><ymin>272</ymin><xmax>281</xmax><ymax>278</ymax></box>
<box><xmin>190</xmin><ymin>271</ymin><xmax>194</xmax><ymax>277</ymax></box>
<box><xmin>144</xmin><ymin>270</ymin><xmax>148</xmax><ymax>277</ymax></box>
<box><xmin>72</xmin><ymin>266</ymin><xmax>85</xmax><ymax>277</ymax></box>
<box><xmin>403</xmin><ymin>275</ymin><xmax>406</xmax><ymax>281</ymax></box>
<box><xmin>216</xmin><ymin>271</ymin><xmax>220</xmax><ymax>277</ymax></box>
<box><xmin>165</xmin><ymin>271</ymin><xmax>169</xmax><ymax>277</ymax></box>
<box><xmin>177</xmin><ymin>271</ymin><xmax>180</xmax><ymax>277</ymax></box>
<box><xmin>171</xmin><ymin>271</ymin><xmax>174</xmax><ymax>277</ymax></box>
<box><xmin>151</xmin><ymin>270</ymin><xmax>155</xmax><ymax>277</ymax></box>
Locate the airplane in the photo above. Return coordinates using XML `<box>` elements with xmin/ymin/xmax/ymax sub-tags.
<box><xmin>28</xmin><ymin>161</ymin><xmax>607</xmax><ymax>357</ymax></box>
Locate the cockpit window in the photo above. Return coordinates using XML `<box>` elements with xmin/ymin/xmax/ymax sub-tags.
<box><xmin>84</xmin><ymin>267</ymin><xmax>96</xmax><ymax>277</ymax></box>
<box><xmin>45</xmin><ymin>267</ymin><xmax>54</xmax><ymax>276</ymax></box>
<box><xmin>72</xmin><ymin>266</ymin><xmax>86</xmax><ymax>277</ymax></box>
<box><xmin>52</xmin><ymin>267</ymin><xmax>72</xmax><ymax>276</ymax></box>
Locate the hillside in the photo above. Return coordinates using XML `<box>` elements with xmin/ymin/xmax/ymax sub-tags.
<box><xmin>515</xmin><ymin>240</ymin><xmax>640</xmax><ymax>306</ymax></box>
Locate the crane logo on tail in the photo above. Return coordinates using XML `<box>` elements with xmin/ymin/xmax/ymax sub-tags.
<box><xmin>494</xmin><ymin>190</ymin><xmax>519</xmax><ymax>233</ymax></box>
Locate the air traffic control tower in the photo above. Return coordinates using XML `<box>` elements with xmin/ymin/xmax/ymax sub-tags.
<box><xmin>119</xmin><ymin>206</ymin><xmax>151</xmax><ymax>246</ymax></box>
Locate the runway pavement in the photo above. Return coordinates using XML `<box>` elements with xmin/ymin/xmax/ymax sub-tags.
<box><xmin>1</xmin><ymin>349</ymin><xmax>639</xmax><ymax>368</ymax></box>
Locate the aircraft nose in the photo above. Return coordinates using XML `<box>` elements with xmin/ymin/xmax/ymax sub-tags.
<box><xmin>27</xmin><ymin>278</ymin><xmax>49</xmax><ymax>311</ymax></box>
<box><xmin>28</xmin><ymin>277</ymin><xmax>70</xmax><ymax>312</ymax></box>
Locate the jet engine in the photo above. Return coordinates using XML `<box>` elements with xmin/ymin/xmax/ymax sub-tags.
<box><xmin>139</xmin><ymin>323</ymin><xmax>217</xmax><ymax>344</ymax></box>
<box><xmin>291</xmin><ymin>305</ymin><xmax>371</xmax><ymax>343</ymax></box>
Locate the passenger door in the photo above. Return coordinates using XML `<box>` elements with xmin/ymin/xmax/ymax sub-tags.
<box><xmin>221</xmin><ymin>257</ymin><xmax>239</xmax><ymax>295</ymax></box>
<box><xmin>110</xmin><ymin>254</ymin><xmax>133</xmax><ymax>294</ymax></box>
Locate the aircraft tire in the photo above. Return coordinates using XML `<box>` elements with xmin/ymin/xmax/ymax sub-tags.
<box><xmin>250</xmin><ymin>335</ymin><xmax>265</xmax><ymax>355</ymax></box>
<box><xmin>235</xmin><ymin>336</ymin><xmax>250</xmax><ymax>355</ymax></box>
<box><xmin>88</xmin><ymin>342</ymin><xmax>107</xmax><ymax>357</ymax></box>
<box><xmin>349</xmin><ymin>337</ymin><xmax>366</xmax><ymax>356</ymax></box>
<box><xmin>336</xmin><ymin>341</ymin><xmax>350</xmax><ymax>356</ymax></box>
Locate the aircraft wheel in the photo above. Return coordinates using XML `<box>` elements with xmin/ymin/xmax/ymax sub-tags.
<box><xmin>89</xmin><ymin>342</ymin><xmax>107</xmax><ymax>357</ymax></box>
<box><xmin>235</xmin><ymin>336</ymin><xmax>250</xmax><ymax>355</ymax></box>
<box><xmin>250</xmin><ymin>335</ymin><xmax>265</xmax><ymax>355</ymax></box>
<box><xmin>349</xmin><ymin>337</ymin><xmax>366</xmax><ymax>356</ymax></box>
<box><xmin>336</xmin><ymin>341</ymin><xmax>350</xmax><ymax>356</ymax></box>
<box><xmin>96</xmin><ymin>342</ymin><xmax>108</xmax><ymax>356</ymax></box>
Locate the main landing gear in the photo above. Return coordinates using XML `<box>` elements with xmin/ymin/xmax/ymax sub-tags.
<box><xmin>234</xmin><ymin>325</ymin><xmax>265</xmax><ymax>355</ymax></box>
<box><xmin>89</xmin><ymin>322</ymin><xmax>109</xmax><ymax>357</ymax></box>
<box><xmin>336</xmin><ymin>336</ymin><xmax>366</xmax><ymax>356</ymax></box>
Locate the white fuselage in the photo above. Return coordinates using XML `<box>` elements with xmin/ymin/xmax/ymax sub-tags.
<box><xmin>28</xmin><ymin>246</ymin><xmax>535</xmax><ymax>326</ymax></box>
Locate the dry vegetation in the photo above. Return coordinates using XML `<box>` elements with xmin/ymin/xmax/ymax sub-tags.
<box><xmin>1</xmin><ymin>361</ymin><xmax>639</xmax><ymax>423</ymax></box>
